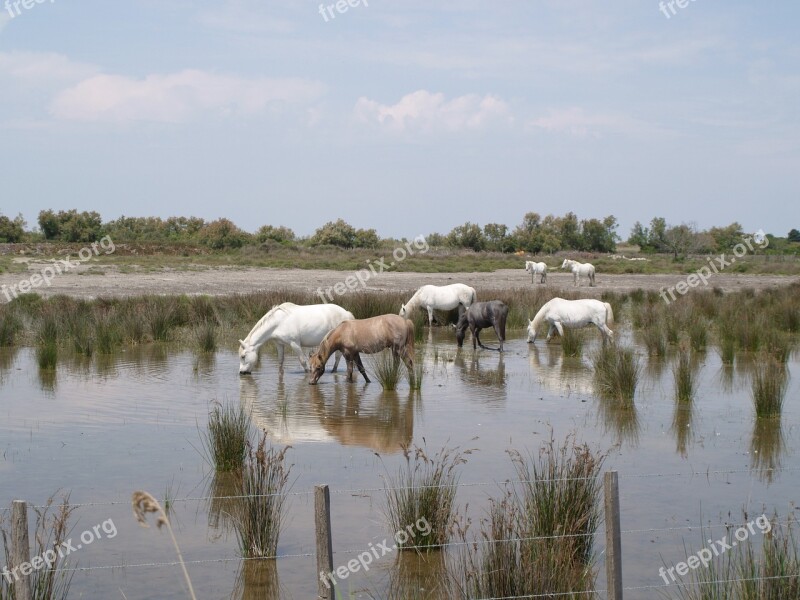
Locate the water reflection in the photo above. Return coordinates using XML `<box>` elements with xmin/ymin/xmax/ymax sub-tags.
<box><xmin>454</xmin><ymin>350</ymin><xmax>506</xmax><ymax>394</ymax></box>
<box><xmin>528</xmin><ymin>345</ymin><xmax>594</xmax><ymax>396</ymax></box>
<box><xmin>239</xmin><ymin>376</ymin><xmax>416</xmax><ymax>454</ymax></box>
<box><xmin>671</xmin><ymin>404</ymin><xmax>695</xmax><ymax>458</ymax></box>
<box><xmin>207</xmin><ymin>471</ymin><xmax>242</xmax><ymax>536</ymax></box>
<box><xmin>386</xmin><ymin>550</ymin><xmax>450</xmax><ymax>599</ymax></box>
<box><xmin>37</xmin><ymin>367</ymin><xmax>57</xmax><ymax>393</ymax></box>
<box><xmin>230</xmin><ymin>559</ymin><xmax>281</xmax><ymax>600</ymax></box>
<box><xmin>596</xmin><ymin>396</ymin><xmax>640</xmax><ymax>447</ymax></box>
<box><xmin>0</xmin><ymin>347</ymin><xmax>18</xmax><ymax>383</ymax></box>
<box><xmin>750</xmin><ymin>419</ymin><xmax>785</xmax><ymax>484</ymax></box>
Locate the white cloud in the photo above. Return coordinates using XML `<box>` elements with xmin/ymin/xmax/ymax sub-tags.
<box><xmin>50</xmin><ymin>69</ymin><xmax>325</xmax><ymax>123</ymax></box>
<box><xmin>0</xmin><ymin>51</ymin><xmax>98</xmax><ymax>83</ymax></box>
<box><xmin>527</xmin><ymin>107</ymin><xmax>672</xmax><ymax>138</ymax></box>
<box><xmin>354</xmin><ymin>90</ymin><xmax>512</xmax><ymax>134</ymax></box>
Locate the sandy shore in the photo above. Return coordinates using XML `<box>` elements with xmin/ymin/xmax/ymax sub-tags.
<box><xmin>1</xmin><ymin>262</ymin><xmax>797</xmax><ymax>301</ymax></box>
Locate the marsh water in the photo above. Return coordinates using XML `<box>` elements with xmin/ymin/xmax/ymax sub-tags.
<box><xmin>0</xmin><ymin>330</ymin><xmax>798</xmax><ymax>600</ymax></box>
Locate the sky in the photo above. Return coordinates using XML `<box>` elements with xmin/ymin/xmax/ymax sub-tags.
<box><xmin>1</xmin><ymin>0</ymin><xmax>799</xmax><ymax>240</ymax></box>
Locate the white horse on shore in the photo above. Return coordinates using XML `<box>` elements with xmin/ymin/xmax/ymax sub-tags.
<box><xmin>525</xmin><ymin>261</ymin><xmax>548</xmax><ymax>284</ymax></box>
<box><xmin>561</xmin><ymin>259</ymin><xmax>596</xmax><ymax>287</ymax></box>
<box><xmin>239</xmin><ymin>303</ymin><xmax>354</xmax><ymax>374</ymax></box>
<box><xmin>527</xmin><ymin>298</ymin><xmax>614</xmax><ymax>343</ymax></box>
<box><xmin>400</xmin><ymin>283</ymin><xmax>477</xmax><ymax>327</ymax></box>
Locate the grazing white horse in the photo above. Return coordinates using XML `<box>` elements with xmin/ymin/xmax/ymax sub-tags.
<box><xmin>525</xmin><ymin>261</ymin><xmax>548</xmax><ymax>284</ymax></box>
<box><xmin>561</xmin><ymin>259</ymin><xmax>596</xmax><ymax>287</ymax></box>
<box><xmin>239</xmin><ymin>302</ymin><xmax>354</xmax><ymax>374</ymax></box>
<box><xmin>400</xmin><ymin>283</ymin><xmax>477</xmax><ymax>327</ymax></box>
<box><xmin>527</xmin><ymin>298</ymin><xmax>614</xmax><ymax>343</ymax></box>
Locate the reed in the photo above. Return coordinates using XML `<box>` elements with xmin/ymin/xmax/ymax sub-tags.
<box><xmin>202</xmin><ymin>402</ymin><xmax>252</xmax><ymax>472</ymax></box>
<box><xmin>35</xmin><ymin>310</ymin><xmax>60</xmax><ymax>370</ymax></box>
<box><xmin>382</xmin><ymin>442</ymin><xmax>471</xmax><ymax>550</ymax></box>
<box><xmin>372</xmin><ymin>350</ymin><xmax>403</xmax><ymax>391</ymax></box>
<box><xmin>673</xmin><ymin>344</ymin><xmax>697</xmax><ymax>403</ymax></box>
<box><xmin>194</xmin><ymin>320</ymin><xmax>218</xmax><ymax>353</ymax></box>
<box><xmin>234</xmin><ymin>435</ymin><xmax>292</xmax><ymax>559</ymax></box>
<box><xmin>560</xmin><ymin>329</ymin><xmax>584</xmax><ymax>358</ymax></box>
<box><xmin>592</xmin><ymin>345</ymin><xmax>640</xmax><ymax>405</ymax></box>
<box><xmin>751</xmin><ymin>355</ymin><xmax>789</xmax><ymax>418</ymax></box>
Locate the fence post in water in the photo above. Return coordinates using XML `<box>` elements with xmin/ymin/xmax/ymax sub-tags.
<box><xmin>11</xmin><ymin>500</ymin><xmax>33</xmax><ymax>600</ymax></box>
<box><xmin>604</xmin><ymin>471</ymin><xmax>623</xmax><ymax>600</ymax></box>
<box><xmin>315</xmin><ymin>485</ymin><xmax>335</xmax><ymax>600</ymax></box>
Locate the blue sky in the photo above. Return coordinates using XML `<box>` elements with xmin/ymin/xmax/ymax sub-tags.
<box><xmin>1</xmin><ymin>0</ymin><xmax>798</xmax><ymax>239</ymax></box>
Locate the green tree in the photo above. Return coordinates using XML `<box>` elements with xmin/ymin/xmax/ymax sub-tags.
<box><xmin>0</xmin><ymin>214</ymin><xmax>26</xmax><ymax>242</ymax></box>
<box><xmin>581</xmin><ymin>216</ymin><xmax>618</xmax><ymax>252</ymax></box>
<box><xmin>38</xmin><ymin>209</ymin><xmax>102</xmax><ymax>242</ymax></box>
<box><xmin>708</xmin><ymin>222</ymin><xmax>744</xmax><ymax>252</ymax></box>
<box><xmin>788</xmin><ymin>229</ymin><xmax>800</xmax><ymax>243</ymax></box>
<box><xmin>446</xmin><ymin>222</ymin><xmax>486</xmax><ymax>252</ymax></box>
<box><xmin>353</xmin><ymin>228</ymin><xmax>380</xmax><ymax>249</ymax></box>
<box><xmin>483</xmin><ymin>223</ymin><xmax>515</xmax><ymax>252</ymax></box>
<box><xmin>663</xmin><ymin>223</ymin><xmax>699</xmax><ymax>260</ymax></box>
<box><xmin>647</xmin><ymin>217</ymin><xmax>668</xmax><ymax>252</ymax></box>
<box><xmin>311</xmin><ymin>219</ymin><xmax>357</xmax><ymax>248</ymax></box>
<box><xmin>256</xmin><ymin>225</ymin><xmax>296</xmax><ymax>244</ymax></box>
<box><xmin>557</xmin><ymin>212</ymin><xmax>582</xmax><ymax>250</ymax></box>
<box><xmin>627</xmin><ymin>221</ymin><xmax>649</xmax><ymax>249</ymax></box>
<box><xmin>197</xmin><ymin>218</ymin><xmax>250</xmax><ymax>249</ymax></box>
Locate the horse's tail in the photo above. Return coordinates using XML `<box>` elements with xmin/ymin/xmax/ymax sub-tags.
<box><xmin>404</xmin><ymin>319</ymin><xmax>416</xmax><ymax>354</ymax></box>
<box><xmin>470</xmin><ymin>287</ymin><xmax>477</xmax><ymax>306</ymax></box>
<box><xmin>604</xmin><ymin>302</ymin><xmax>614</xmax><ymax>326</ymax></box>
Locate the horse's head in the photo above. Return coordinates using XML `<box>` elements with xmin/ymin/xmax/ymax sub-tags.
<box><xmin>526</xmin><ymin>319</ymin><xmax>538</xmax><ymax>343</ymax></box>
<box><xmin>399</xmin><ymin>304</ymin><xmax>408</xmax><ymax>318</ymax></box>
<box><xmin>308</xmin><ymin>351</ymin><xmax>326</xmax><ymax>385</ymax></box>
<box><xmin>238</xmin><ymin>339</ymin><xmax>257</xmax><ymax>375</ymax></box>
<box><xmin>455</xmin><ymin>313</ymin><xmax>469</xmax><ymax>348</ymax></box>
<box><xmin>560</xmin><ymin>259</ymin><xmax>570</xmax><ymax>269</ymax></box>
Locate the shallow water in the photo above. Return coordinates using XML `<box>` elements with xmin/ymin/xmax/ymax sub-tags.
<box><xmin>0</xmin><ymin>330</ymin><xmax>798</xmax><ymax>599</ymax></box>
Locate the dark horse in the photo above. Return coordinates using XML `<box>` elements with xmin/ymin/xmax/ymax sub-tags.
<box><xmin>455</xmin><ymin>301</ymin><xmax>508</xmax><ymax>352</ymax></box>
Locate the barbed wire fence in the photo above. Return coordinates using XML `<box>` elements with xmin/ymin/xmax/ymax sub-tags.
<box><xmin>3</xmin><ymin>466</ymin><xmax>799</xmax><ymax>600</ymax></box>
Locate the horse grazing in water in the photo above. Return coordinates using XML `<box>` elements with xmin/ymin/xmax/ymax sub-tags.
<box><xmin>525</xmin><ymin>261</ymin><xmax>548</xmax><ymax>284</ymax></box>
<box><xmin>561</xmin><ymin>259</ymin><xmax>596</xmax><ymax>287</ymax></box>
<box><xmin>400</xmin><ymin>283</ymin><xmax>477</xmax><ymax>327</ymax></box>
<box><xmin>456</xmin><ymin>301</ymin><xmax>509</xmax><ymax>352</ymax></box>
<box><xmin>527</xmin><ymin>298</ymin><xmax>613</xmax><ymax>343</ymax></box>
<box><xmin>309</xmin><ymin>314</ymin><xmax>415</xmax><ymax>384</ymax></box>
<box><xmin>239</xmin><ymin>302</ymin><xmax>354</xmax><ymax>374</ymax></box>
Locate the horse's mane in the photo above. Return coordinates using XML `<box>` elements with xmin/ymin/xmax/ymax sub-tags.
<box><xmin>244</xmin><ymin>302</ymin><xmax>297</xmax><ymax>343</ymax></box>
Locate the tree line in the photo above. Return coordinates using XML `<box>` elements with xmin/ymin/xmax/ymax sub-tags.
<box><xmin>0</xmin><ymin>209</ymin><xmax>797</xmax><ymax>256</ymax></box>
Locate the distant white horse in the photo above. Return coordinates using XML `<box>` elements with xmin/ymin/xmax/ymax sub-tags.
<box><xmin>527</xmin><ymin>298</ymin><xmax>614</xmax><ymax>343</ymax></box>
<box><xmin>561</xmin><ymin>259</ymin><xmax>596</xmax><ymax>287</ymax></box>
<box><xmin>525</xmin><ymin>261</ymin><xmax>548</xmax><ymax>284</ymax></box>
<box><xmin>239</xmin><ymin>302</ymin><xmax>354</xmax><ymax>374</ymax></box>
<box><xmin>400</xmin><ymin>283</ymin><xmax>477</xmax><ymax>327</ymax></box>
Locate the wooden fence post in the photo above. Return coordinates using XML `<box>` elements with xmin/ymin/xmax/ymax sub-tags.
<box><xmin>10</xmin><ymin>500</ymin><xmax>33</xmax><ymax>600</ymax></box>
<box><xmin>604</xmin><ymin>471</ymin><xmax>623</xmax><ymax>600</ymax></box>
<box><xmin>315</xmin><ymin>485</ymin><xmax>335</xmax><ymax>600</ymax></box>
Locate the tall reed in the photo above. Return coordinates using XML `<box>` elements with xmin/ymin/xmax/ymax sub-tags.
<box><xmin>673</xmin><ymin>344</ymin><xmax>697</xmax><ymax>403</ymax></box>
<box><xmin>372</xmin><ymin>350</ymin><xmax>402</xmax><ymax>391</ymax></box>
<box><xmin>234</xmin><ymin>435</ymin><xmax>292</xmax><ymax>558</ymax></box>
<box><xmin>560</xmin><ymin>329</ymin><xmax>584</xmax><ymax>358</ymax></box>
<box><xmin>751</xmin><ymin>356</ymin><xmax>789</xmax><ymax>418</ymax></box>
<box><xmin>202</xmin><ymin>402</ymin><xmax>252</xmax><ymax>472</ymax></box>
<box><xmin>592</xmin><ymin>345</ymin><xmax>641</xmax><ymax>405</ymax></box>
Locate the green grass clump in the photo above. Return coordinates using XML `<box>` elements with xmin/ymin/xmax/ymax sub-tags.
<box><xmin>0</xmin><ymin>310</ymin><xmax>21</xmax><ymax>346</ymax></box>
<box><xmin>372</xmin><ymin>350</ymin><xmax>403</xmax><ymax>391</ymax></box>
<box><xmin>203</xmin><ymin>403</ymin><xmax>252</xmax><ymax>472</ymax></box>
<box><xmin>592</xmin><ymin>345</ymin><xmax>641</xmax><ymax>405</ymax></box>
<box><xmin>673</xmin><ymin>344</ymin><xmax>697</xmax><ymax>403</ymax></box>
<box><xmin>560</xmin><ymin>329</ymin><xmax>584</xmax><ymax>358</ymax></box>
<box><xmin>455</xmin><ymin>435</ymin><xmax>605</xmax><ymax>598</ymax></box>
<box><xmin>234</xmin><ymin>435</ymin><xmax>292</xmax><ymax>559</ymax></box>
<box><xmin>194</xmin><ymin>320</ymin><xmax>217</xmax><ymax>353</ymax></box>
<box><xmin>752</xmin><ymin>356</ymin><xmax>789</xmax><ymax>419</ymax></box>
<box><xmin>383</xmin><ymin>443</ymin><xmax>471</xmax><ymax>550</ymax></box>
<box><xmin>35</xmin><ymin>311</ymin><xmax>60</xmax><ymax>370</ymax></box>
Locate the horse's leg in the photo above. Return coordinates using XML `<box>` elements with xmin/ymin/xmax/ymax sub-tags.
<box><xmin>345</xmin><ymin>355</ymin><xmax>355</xmax><ymax>382</ymax></box>
<box><xmin>289</xmin><ymin>341</ymin><xmax>309</xmax><ymax>371</ymax></box>
<box><xmin>473</xmin><ymin>326</ymin><xmax>480</xmax><ymax>350</ymax></box>
<box><xmin>354</xmin><ymin>353</ymin><xmax>371</xmax><ymax>383</ymax></box>
<box><xmin>276</xmin><ymin>343</ymin><xmax>285</xmax><ymax>373</ymax></box>
<box><xmin>546</xmin><ymin>323</ymin><xmax>556</xmax><ymax>341</ymax></box>
<box><xmin>554</xmin><ymin>322</ymin><xmax>565</xmax><ymax>338</ymax></box>
<box><xmin>494</xmin><ymin>321</ymin><xmax>505</xmax><ymax>352</ymax></box>
<box><xmin>574</xmin><ymin>272</ymin><xmax>578</xmax><ymax>287</ymax></box>
<box><xmin>591</xmin><ymin>272</ymin><xmax>596</xmax><ymax>287</ymax></box>
<box><xmin>427</xmin><ymin>306</ymin><xmax>434</xmax><ymax>327</ymax></box>
<box><xmin>331</xmin><ymin>350</ymin><xmax>342</xmax><ymax>373</ymax></box>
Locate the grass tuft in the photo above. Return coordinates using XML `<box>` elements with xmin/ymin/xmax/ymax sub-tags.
<box><xmin>202</xmin><ymin>402</ymin><xmax>252</xmax><ymax>472</ymax></box>
<box><xmin>592</xmin><ymin>345</ymin><xmax>640</xmax><ymax>405</ymax></box>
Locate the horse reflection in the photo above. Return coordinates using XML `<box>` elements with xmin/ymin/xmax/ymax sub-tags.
<box><xmin>240</xmin><ymin>376</ymin><xmax>415</xmax><ymax>454</ymax></box>
<box><xmin>528</xmin><ymin>345</ymin><xmax>593</xmax><ymax>396</ymax></box>
<box><xmin>454</xmin><ymin>350</ymin><xmax>506</xmax><ymax>389</ymax></box>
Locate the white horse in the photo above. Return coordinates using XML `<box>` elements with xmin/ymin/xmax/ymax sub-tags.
<box><xmin>239</xmin><ymin>302</ymin><xmax>354</xmax><ymax>374</ymax></box>
<box><xmin>526</xmin><ymin>298</ymin><xmax>614</xmax><ymax>343</ymax></box>
<box><xmin>400</xmin><ymin>283</ymin><xmax>477</xmax><ymax>327</ymax></box>
<box><xmin>561</xmin><ymin>259</ymin><xmax>596</xmax><ymax>287</ymax></box>
<box><xmin>525</xmin><ymin>261</ymin><xmax>548</xmax><ymax>284</ymax></box>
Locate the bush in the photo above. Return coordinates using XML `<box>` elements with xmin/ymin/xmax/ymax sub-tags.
<box><xmin>197</xmin><ymin>218</ymin><xmax>251</xmax><ymax>250</ymax></box>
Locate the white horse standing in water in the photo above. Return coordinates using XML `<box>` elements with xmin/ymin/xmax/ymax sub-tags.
<box><xmin>239</xmin><ymin>303</ymin><xmax>354</xmax><ymax>374</ymax></box>
<box><xmin>527</xmin><ymin>297</ymin><xmax>614</xmax><ymax>343</ymax></box>
<box><xmin>400</xmin><ymin>283</ymin><xmax>477</xmax><ymax>326</ymax></box>
<box><xmin>525</xmin><ymin>261</ymin><xmax>548</xmax><ymax>284</ymax></box>
<box><xmin>561</xmin><ymin>259</ymin><xmax>596</xmax><ymax>287</ymax></box>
